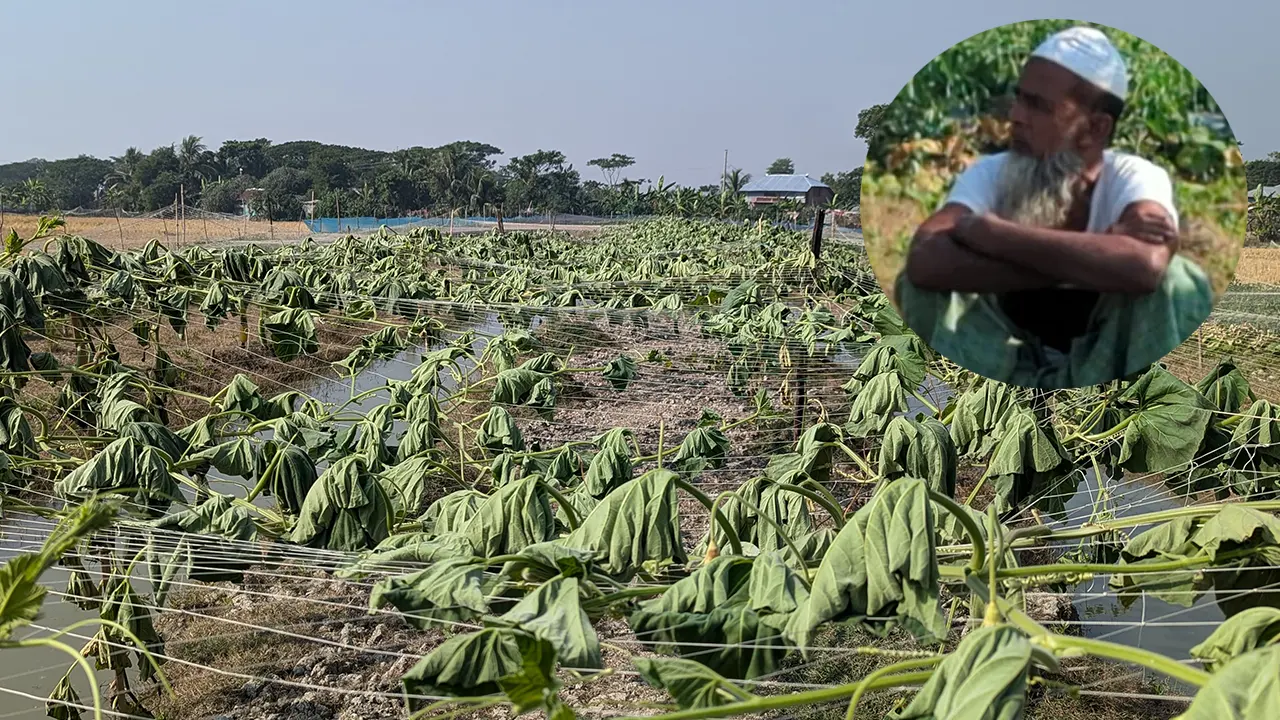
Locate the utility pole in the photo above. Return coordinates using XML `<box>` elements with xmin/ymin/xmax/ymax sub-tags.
<box><xmin>720</xmin><ymin>149</ymin><xmax>728</xmax><ymax>194</ymax></box>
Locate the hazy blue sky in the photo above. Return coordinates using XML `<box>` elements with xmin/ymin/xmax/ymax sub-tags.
<box><xmin>4</xmin><ymin>1</ymin><xmax>1277</xmax><ymax>185</ymax></box>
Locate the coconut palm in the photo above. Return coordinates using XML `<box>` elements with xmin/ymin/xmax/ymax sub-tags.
<box><xmin>104</xmin><ymin>147</ymin><xmax>145</xmax><ymax>198</ymax></box>
<box><xmin>178</xmin><ymin>135</ymin><xmax>215</xmax><ymax>185</ymax></box>
<box><xmin>722</xmin><ymin>168</ymin><xmax>753</xmax><ymax>194</ymax></box>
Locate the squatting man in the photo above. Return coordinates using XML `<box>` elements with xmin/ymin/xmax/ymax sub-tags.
<box><xmin>894</xmin><ymin>26</ymin><xmax>1214</xmax><ymax>389</ymax></box>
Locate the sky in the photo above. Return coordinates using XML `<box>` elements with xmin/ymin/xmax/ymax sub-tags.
<box><xmin>3</xmin><ymin>0</ymin><xmax>1278</xmax><ymax>186</ymax></box>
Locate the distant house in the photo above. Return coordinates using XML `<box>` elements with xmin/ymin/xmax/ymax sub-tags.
<box><xmin>738</xmin><ymin>174</ymin><xmax>834</xmax><ymax>208</ymax></box>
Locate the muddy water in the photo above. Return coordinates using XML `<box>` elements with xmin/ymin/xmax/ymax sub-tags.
<box><xmin>0</xmin><ymin>322</ymin><xmax>1226</xmax><ymax>715</ymax></box>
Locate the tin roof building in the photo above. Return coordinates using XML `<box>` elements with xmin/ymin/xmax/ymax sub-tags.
<box><xmin>738</xmin><ymin>174</ymin><xmax>834</xmax><ymax>208</ymax></box>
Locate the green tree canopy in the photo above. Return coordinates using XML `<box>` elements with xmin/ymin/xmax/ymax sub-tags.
<box><xmin>766</xmin><ymin>158</ymin><xmax>795</xmax><ymax>175</ymax></box>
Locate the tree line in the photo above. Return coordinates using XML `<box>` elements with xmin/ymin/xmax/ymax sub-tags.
<box><xmin>0</xmin><ymin>137</ymin><xmax>867</xmax><ymax>222</ymax></box>
<box><xmin>1246</xmin><ymin>153</ymin><xmax>1280</xmax><ymax>189</ymax></box>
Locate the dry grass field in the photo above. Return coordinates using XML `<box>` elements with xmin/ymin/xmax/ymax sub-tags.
<box><xmin>0</xmin><ymin>212</ymin><xmax>311</xmax><ymax>250</ymax></box>
<box><xmin>1232</xmin><ymin>247</ymin><xmax>1280</xmax><ymax>284</ymax></box>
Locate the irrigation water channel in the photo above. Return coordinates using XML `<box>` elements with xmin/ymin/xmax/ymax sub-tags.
<box><xmin>0</xmin><ymin>311</ymin><xmax>1220</xmax><ymax>716</ymax></box>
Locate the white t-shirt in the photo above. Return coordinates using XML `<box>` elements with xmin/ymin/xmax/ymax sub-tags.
<box><xmin>942</xmin><ymin>149</ymin><xmax>1179</xmax><ymax>231</ymax></box>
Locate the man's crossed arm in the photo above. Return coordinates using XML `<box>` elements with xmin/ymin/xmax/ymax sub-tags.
<box><xmin>903</xmin><ymin>200</ymin><xmax>1178</xmax><ymax>295</ymax></box>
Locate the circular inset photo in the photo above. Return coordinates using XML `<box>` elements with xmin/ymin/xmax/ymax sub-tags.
<box><xmin>861</xmin><ymin>19</ymin><xmax>1247</xmax><ymax>390</ymax></box>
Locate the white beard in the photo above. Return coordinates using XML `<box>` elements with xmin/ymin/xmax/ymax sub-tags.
<box><xmin>993</xmin><ymin>149</ymin><xmax>1086</xmax><ymax>229</ymax></box>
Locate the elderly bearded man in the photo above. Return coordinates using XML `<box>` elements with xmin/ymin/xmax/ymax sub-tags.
<box><xmin>894</xmin><ymin>26</ymin><xmax>1214</xmax><ymax>388</ymax></box>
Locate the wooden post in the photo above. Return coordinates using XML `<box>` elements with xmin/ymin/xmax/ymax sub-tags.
<box><xmin>202</xmin><ymin>211</ymin><xmax>209</xmax><ymax>242</ymax></box>
<box><xmin>335</xmin><ymin>194</ymin><xmax>341</xmax><ymax>235</ymax></box>
<box><xmin>114</xmin><ymin>208</ymin><xmax>125</xmax><ymax>250</ymax></box>
<box><xmin>497</xmin><ymin>207</ymin><xmax>505</xmax><ymax>234</ymax></box>
<box><xmin>165</xmin><ymin>196</ymin><xmax>175</xmax><ymax>242</ymax></box>
<box><xmin>179</xmin><ymin>184</ymin><xmax>186</xmax><ymax>246</ymax></box>
<box><xmin>449</xmin><ymin>209</ymin><xmax>455</xmax><ymax>237</ymax></box>
<box><xmin>811</xmin><ymin>208</ymin><xmax>826</xmax><ymax>279</ymax></box>
<box><xmin>793</xmin><ymin>209</ymin><xmax>827</xmax><ymax>441</ymax></box>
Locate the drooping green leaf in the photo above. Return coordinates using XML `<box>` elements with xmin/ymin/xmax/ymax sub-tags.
<box><xmin>1114</xmin><ymin>366</ymin><xmax>1216</xmax><ymax>475</ymax></box>
<box><xmin>493</xmin><ymin>575</ymin><xmax>602</xmax><ymax>669</ymax></box>
<box><xmin>880</xmin><ymin>415</ymin><xmax>957</xmax><ymax>497</ymax></box>
<box><xmin>118</xmin><ymin>421</ymin><xmax>188</xmax><ymax>461</ymax></box>
<box><xmin>199</xmin><ymin>280</ymin><xmax>232</xmax><ymax>330</ymax></box>
<box><xmin>55</xmin><ymin>438</ymin><xmax>183</xmax><ymax>518</ymax></box>
<box><xmin>984</xmin><ymin>407</ymin><xmax>1071</xmax><ymax>514</ymax></box>
<box><xmin>565</xmin><ymin>468</ymin><xmax>687</xmax><ymax>578</ymax></box>
<box><xmin>842</xmin><ymin>335</ymin><xmax>928</xmax><ymax>396</ymax></box>
<box><xmin>380</xmin><ymin>455</ymin><xmax>449</xmax><ymax>520</ymax></box>
<box><xmin>1190</xmin><ymin>607</ymin><xmax>1280</xmax><ymax>672</ymax></box>
<box><xmin>158</xmin><ymin>288</ymin><xmax>190</xmax><ymax>338</ymax></box>
<box><xmin>949</xmin><ymin>379</ymin><xmax>1021</xmax><ymax>458</ymax></box>
<box><xmin>421</xmin><ymin>489</ymin><xmax>487</xmax><ymax>537</ymax></box>
<box><xmin>497</xmin><ymin>542</ymin><xmax>597</xmax><ymax>584</ymax></box>
<box><xmin>180</xmin><ymin>437</ymin><xmax>261</xmax><ymax>480</ymax></box>
<box><xmin>1197</xmin><ymin>360</ymin><xmax>1255</xmax><ymax>414</ymax></box>
<box><xmin>370</xmin><ymin>557</ymin><xmax>494</xmax><ymax>629</ymax></box>
<box><xmin>258</xmin><ymin>307</ymin><xmax>319</xmax><ymax>361</ymax></box>
<box><xmin>401</xmin><ymin>627</ymin><xmax>556</xmax><ymax>714</ymax></box>
<box><xmin>289</xmin><ymin>456</ymin><xmax>393</xmax><ymax>551</ymax></box>
<box><xmin>844</xmin><ymin>370</ymin><xmax>910</xmax><ymax>439</ymax></box>
<box><xmin>889</xmin><ymin>625</ymin><xmax>1031</xmax><ymax>720</ymax></box>
<box><xmin>786</xmin><ymin>477</ymin><xmax>944</xmax><ymax>649</ymax></box>
<box><xmin>670</xmin><ymin>425</ymin><xmax>731</xmax><ymax>474</ymax></box>
<box><xmin>262</xmin><ymin>442</ymin><xmax>318</xmax><ymax>516</ymax></box>
<box><xmin>632</xmin><ymin>552</ymin><xmax>808</xmax><ymax>679</ymax></box>
<box><xmin>477</xmin><ymin>406</ymin><xmax>524</xmax><ymax>454</ymax></box>
<box><xmin>765</xmin><ymin>422</ymin><xmax>842</xmax><ymax>486</ymax></box>
<box><xmin>397</xmin><ymin>393</ymin><xmax>443</xmax><ymax>462</ymax></box>
<box><xmin>633</xmin><ymin>656</ymin><xmax>755</xmax><ymax>710</ymax></box>
<box><xmin>1174</xmin><ymin>644</ymin><xmax>1280</xmax><ymax>720</ymax></box>
<box><xmin>602</xmin><ymin>355</ymin><xmax>638</xmax><ymax>390</ymax></box>
<box><xmin>0</xmin><ymin>396</ymin><xmax>36</xmax><ymax>458</ymax></box>
<box><xmin>464</xmin><ymin>476</ymin><xmax>557</xmax><ymax>557</ymax></box>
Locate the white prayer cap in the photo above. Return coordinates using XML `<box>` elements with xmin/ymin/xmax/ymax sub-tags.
<box><xmin>1029</xmin><ymin>26</ymin><xmax>1128</xmax><ymax>101</ymax></box>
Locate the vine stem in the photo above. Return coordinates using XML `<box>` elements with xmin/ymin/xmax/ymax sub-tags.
<box><xmin>674</xmin><ymin>479</ymin><xmax>743</xmax><ymax>557</ymax></box>
<box><xmin>657</xmin><ymin>421</ymin><xmax>665</xmax><ymax>468</ymax></box>
<box><xmin>615</xmin><ymin>670</ymin><xmax>935</xmax><ymax>720</ymax></box>
<box><xmin>774</xmin><ymin>481</ymin><xmax>845</xmax><ymax>529</ymax></box>
<box><xmin>926</xmin><ymin>488</ymin><xmax>984</xmax><ymax>575</ymax></box>
<box><xmin>540</xmin><ymin>480</ymin><xmax>582</xmax><ymax>531</ymax></box>
<box><xmin>1035</xmin><ymin>634</ymin><xmax>1210</xmax><ymax>688</ymax></box>
<box><xmin>832</xmin><ymin>442</ymin><xmax>876</xmax><ymax>478</ymax></box>
<box><xmin>1</xmin><ymin>637</ymin><xmax>103</xmax><ymax>720</ymax></box>
<box><xmin>845</xmin><ymin>656</ymin><xmax>943</xmax><ymax>719</ymax></box>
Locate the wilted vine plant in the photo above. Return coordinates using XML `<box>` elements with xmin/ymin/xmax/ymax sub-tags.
<box><xmin>0</xmin><ymin>216</ymin><xmax>1276</xmax><ymax>719</ymax></box>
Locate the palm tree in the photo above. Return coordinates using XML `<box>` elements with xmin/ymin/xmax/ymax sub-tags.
<box><xmin>178</xmin><ymin>135</ymin><xmax>215</xmax><ymax>186</ymax></box>
<box><xmin>722</xmin><ymin>168</ymin><xmax>752</xmax><ymax>194</ymax></box>
<box><xmin>20</xmin><ymin>179</ymin><xmax>51</xmax><ymax>212</ymax></box>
